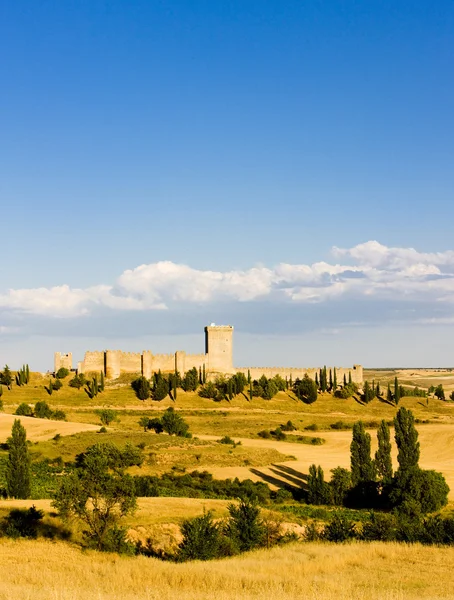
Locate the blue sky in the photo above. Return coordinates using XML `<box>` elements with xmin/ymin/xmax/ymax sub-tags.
<box><xmin>1</xmin><ymin>1</ymin><xmax>454</xmax><ymax>369</ymax></box>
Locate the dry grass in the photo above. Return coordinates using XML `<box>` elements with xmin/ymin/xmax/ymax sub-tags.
<box><xmin>0</xmin><ymin>538</ymin><xmax>453</xmax><ymax>599</ymax></box>
<box><xmin>0</xmin><ymin>413</ymin><xmax>99</xmax><ymax>442</ymax></box>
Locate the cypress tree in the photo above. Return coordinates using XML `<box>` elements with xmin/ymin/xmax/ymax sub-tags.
<box><xmin>321</xmin><ymin>366</ymin><xmax>327</xmax><ymax>393</ymax></box>
<box><xmin>174</xmin><ymin>375</ymin><xmax>177</xmax><ymax>401</ymax></box>
<box><xmin>363</xmin><ymin>380</ymin><xmax>371</xmax><ymax>403</ymax></box>
<box><xmin>394</xmin><ymin>377</ymin><xmax>400</xmax><ymax>405</ymax></box>
<box><xmin>6</xmin><ymin>419</ymin><xmax>31</xmax><ymax>499</ymax></box>
<box><xmin>348</xmin><ymin>371</ymin><xmax>352</xmax><ymax>385</ymax></box>
<box><xmin>343</xmin><ymin>373</ymin><xmax>347</xmax><ymax>386</ymax></box>
<box><xmin>249</xmin><ymin>379</ymin><xmax>253</xmax><ymax>401</ymax></box>
<box><xmin>375</xmin><ymin>420</ymin><xmax>393</xmax><ymax>483</ymax></box>
<box><xmin>315</xmin><ymin>372</ymin><xmax>319</xmax><ymax>388</ymax></box>
<box><xmin>285</xmin><ymin>376</ymin><xmax>289</xmax><ymax>390</ymax></box>
<box><xmin>25</xmin><ymin>364</ymin><xmax>30</xmax><ymax>384</ymax></box>
<box><xmin>350</xmin><ymin>421</ymin><xmax>375</xmax><ymax>486</ymax></box>
<box><xmin>387</xmin><ymin>382</ymin><xmax>393</xmax><ymax>403</ymax></box>
<box><xmin>333</xmin><ymin>368</ymin><xmax>337</xmax><ymax>391</ymax></box>
<box><xmin>376</xmin><ymin>381</ymin><xmax>381</xmax><ymax>397</ymax></box>
<box><xmin>394</xmin><ymin>407</ymin><xmax>420</xmax><ymax>474</ymax></box>
<box><xmin>319</xmin><ymin>369</ymin><xmax>323</xmax><ymax>390</ymax></box>
<box><xmin>202</xmin><ymin>364</ymin><xmax>206</xmax><ymax>384</ymax></box>
<box><xmin>329</xmin><ymin>369</ymin><xmax>333</xmax><ymax>391</ymax></box>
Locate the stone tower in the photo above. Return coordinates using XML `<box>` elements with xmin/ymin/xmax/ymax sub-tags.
<box><xmin>54</xmin><ymin>352</ymin><xmax>72</xmax><ymax>373</ymax></box>
<box><xmin>205</xmin><ymin>324</ymin><xmax>234</xmax><ymax>373</ymax></box>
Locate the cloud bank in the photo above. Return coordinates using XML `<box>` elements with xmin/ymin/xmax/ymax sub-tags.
<box><xmin>1</xmin><ymin>241</ymin><xmax>454</xmax><ymax>320</ymax></box>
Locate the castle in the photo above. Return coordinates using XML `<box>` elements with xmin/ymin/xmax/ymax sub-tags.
<box><xmin>55</xmin><ymin>324</ymin><xmax>363</xmax><ymax>384</ymax></box>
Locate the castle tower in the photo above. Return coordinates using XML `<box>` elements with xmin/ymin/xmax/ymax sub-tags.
<box><xmin>54</xmin><ymin>352</ymin><xmax>72</xmax><ymax>373</ymax></box>
<box><xmin>205</xmin><ymin>324</ymin><xmax>233</xmax><ymax>373</ymax></box>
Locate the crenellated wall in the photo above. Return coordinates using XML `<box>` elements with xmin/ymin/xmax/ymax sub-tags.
<box><xmin>66</xmin><ymin>325</ymin><xmax>364</xmax><ymax>384</ymax></box>
<box><xmin>80</xmin><ymin>351</ymin><xmax>104</xmax><ymax>374</ymax></box>
<box><xmin>237</xmin><ymin>364</ymin><xmax>363</xmax><ymax>385</ymax></box>
<box><xmin>54</xmin><ymin>352</ymin><xmax>72</xmax><ymax>373</ymax></box>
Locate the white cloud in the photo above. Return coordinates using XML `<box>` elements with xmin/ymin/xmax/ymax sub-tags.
<box><xmin>1</xmin><ymin>241</ymin><xmax>454</xmax><ymax>318</ymax></box>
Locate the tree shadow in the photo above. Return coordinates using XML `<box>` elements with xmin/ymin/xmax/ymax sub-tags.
<box><xmin>377</xmin><ymin>395</ymin><xmax>396</xmax><ymax>407</ymax></box>
<box><xmin>271</xmin><ymin>464</ymin><xmax>308</xmax><ymax>484</ymax></box>
<box><xmin>268</xmin><ymin>466</ymin><xmax>305</xmax><ymax>489</ymax></box>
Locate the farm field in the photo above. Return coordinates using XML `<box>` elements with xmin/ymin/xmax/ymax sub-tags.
<box><xmin>0</xmin><ymin>538</ymin><xmax>453</xmax><ymax>600</ymax></box>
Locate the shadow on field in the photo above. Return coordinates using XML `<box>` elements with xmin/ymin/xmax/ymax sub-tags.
<box><xmin>250</xmin><ymin>464</ymin><xmax>308</xmax><ymax>498</ymax></box>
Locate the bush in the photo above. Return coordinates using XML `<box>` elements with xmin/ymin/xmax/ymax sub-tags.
<box><xmin>218</xmin><ymin>436</ymin><xmax>236</xmax><ymax>445</ymax></box>
<box><xmin>161</xmin><ymin>408</ymin><xmax>190</xmax><ymax>437</ymax></box>
<box><xmin>15</xmin><ymin>403</ymin><xmax>33</xmax><ymax>417</ymax></box>
<box><xmin>96</xmin><ymin>409</ymin><xmax>117</xmax><ymax>426</ymax></box>
<box><xmin>330</xmin><ymin>421</ymin><xmax>351</xmax><ymax>430</ymax></box>
<box><xmin>323</xmin><ymin>513</ymin><xmax>356</xmax><ymax>542</ymax></box>
<box><xmin>56</xmin><ymin>367</ymin><xmax>69</xmax><ymax>379</ymax></box>
<box><xmin>68</xmin><ymin>374</ymin><xmax>86</xmax><ymax>389</ymax></box>
<box><xmin>178</xmin><ymin>511</ymin><xmax>223</xmax><ymax>561</ymax></box>
<box><xmin>148</xmin><ymin>418</ymin><xmax>164</xmax><ymax>434</ymax></box>
<box><xmin>131</xmin><ymin>376</ymin><xmax>150</xmax><ymax>401</ymax></box>
<box><xmin>334</xmin><ymin>382</ymin><xmax>358</xmax><ymax>399</ymax></box>
<box><xmin>52</xmin><ymin>378</ymin><xmax>63</xmax><ymax>391</ymax></box>
<box><xmin>52</xmin><ymin>410</ymin><xmax>66</xmax><ymax>421</ymax></box>
<box><xmin>226</xmin><ymin>499</ymin><xmax>266</xmax><ymax>552</ymax></box>
<box><xmin>390</xmin><ymin>468</ymin><xmax>449</xmax><ymax>514</ymax></box>
<box><xmin>361</xmin><ymin>512</ymin><xmax>396</xmax><ymax>541</ymax></box>
<box><xmin>304</xmin><ymin>423</ymin><xmax>318</xmax><ymax>431</ymax></box>
<box><xmin>280</xmin><ymin>420</ymin><xmax>297</xmax><ymax>432</ymax></box>
<box><xmin>34</xmin><ymin>401</ymin><xmax>53</xmax><ymax>419</ymax></box>
<box><xmin>2</xmin><ymin>506</ymin><xmax>44</xmax><ymax>539</ymax></box>
<box><xmin>257</xmin><ymin>430</ymin><xmax>271</xmax><ymax>439</ymax></box>
<box><xmin>198</xmin><ymin>382</ymin><xmax>218</xmax><ymax>399</ymax></box>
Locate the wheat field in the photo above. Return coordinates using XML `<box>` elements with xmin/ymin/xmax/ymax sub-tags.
<box><xmin>0</xmin><ymin>539</ymin><xmax>453</xmax><ymax>600</ymax></box>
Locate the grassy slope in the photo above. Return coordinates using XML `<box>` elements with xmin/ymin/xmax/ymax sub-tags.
<box><xmin>0</xmin><ymin>538</ymin><xmax>453</xmax><ymax>600</ymax></box>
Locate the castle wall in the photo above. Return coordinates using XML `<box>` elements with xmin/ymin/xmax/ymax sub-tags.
<box><xmin>236</xmin><ymin>365</ymin><xmax>363</xmax><ymax>385</ymax></box>
<box><xmin>81</xmin><ymin>351</ymin><xmax>104</xmax><ymax>374</ymax></box>
<box><xmin>181</xmin><ymin>353</ymin><xmax>207</xmax><ymax>373</ymax></box>
<box><xmin>151</xmin><ymin>353</ymin><xmax>176</xmax><ymax>373</ymax></box>
<box><xmin>54</xmin><ymin>352</ymin><xmax>72</xmax><ymax>373</ymax></box>
<box><xmin>119</xmin><ymin>352</ymin><xmax>142</xmax><ymax>374</ymax></box>
<box><xmin>142</xmin><ymin>351</ymin><xmax>153</xmax><ymax>379</ymax></box>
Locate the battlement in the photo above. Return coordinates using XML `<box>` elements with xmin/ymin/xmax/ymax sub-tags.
<box><xmin>61</xmin><ymin>325</ymin><xmax>363</xmax><ymax>384</ymax></box>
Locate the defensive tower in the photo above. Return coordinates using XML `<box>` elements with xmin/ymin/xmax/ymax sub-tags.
<box><xmin>205</xmin><ymin>324</ymin><xmax>234</xmax><ymax>374</ymax></box>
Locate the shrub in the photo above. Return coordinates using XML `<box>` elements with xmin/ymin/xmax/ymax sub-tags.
<box><xmin>15</xmin><ymin>403</ymin><xmax>33</xmax><ymax>417</ymax></box>
<box><xmin>161</xmin><ymin>408</ymin><xmax>190</xmax><ymax>437</ymax></box>
<box><xmin>198</xmin><ymin>382</ymin><xmax>218</xmax><ymax>399</ymax></box>
<box><xmin>56</xmin><ymin>367</ymin><xmax>69</xmax><ymax>379</ymax></box>
<box><xmin>178</xmin><ymin>511</ymin><xmax>223</xmax><ymax>561</ymax></box>
<box><xmin>391</xmin><ymin>468</ymin><xmax>449</xmax><ymax>514</ymax></box>
<box><xmin>2</xmin><ymin>506</ymin><xmax>44</xmax><ymax>538</ymax></box>
<box><xmin>96</xmin><ymin>409</ymin><xmax>117</xmax><ymax>426</ymax></box>
<box><xmin>34</xmin><ymin>401</ymin><xmax>53</xmax><ymax>419</ymax></box>
<box><xmin>361</xmin><ymin>512</ymin><xmax>396</xmax><ymax>541</ymax></box>
<box><xmin>131</xmin><ymin>376</ymin><xmax>150</xmax><ymax>401</ymax></box>
<box><xmin>218</xmin><ymin>436</ymin><xmax>236</xmax><ymax>445</ymax></box>
<box><xmin>281</xmin><ymin>420</ymin><xmax>297</xmax><ymax>431</ymax></box>
<box><xmin>52</xmin><ymin>410</ymin><xmax>66</xmax><ymax>421</ymax></box>
<box><xmin>148</xmin><ymin>418</ymin><xmax>164</xmax><ymax>434</ymax></box>
<box><xmin>334</xmin><ymin>382</ymin><xmax>358</xmax><ymax>399</ymax></box>
<box><xmin>52</xmin><ymin>378</ymin><xmax>63</xmax><ymax>391</ymax></box>
<box><xmin>323</xmin><ymin>513</ymin><xmax>356</xmax><ymax>542</ymax></box>
<box><xmin>304</xmin><ymin>423</ymin><xmax>318</xmax><ymax>431</ymax></box>
<box><xmin>257</xmin><ymin>430</ymin><xmax>271</xmax><ymax>439</ymax></box>
<box><xmin>68</xmin><ymin>374</ymin><xmax>86</xmax><ymax>389</ymax></box>
<box><xmin>226</xmin><ymin>499</ymin><xmax>266</xmax><ymax>552</ymax></box>
<box><xmin>330</xmin><ymin>421</ymin><xmax>351</xmax><ymax>430</ymax></box>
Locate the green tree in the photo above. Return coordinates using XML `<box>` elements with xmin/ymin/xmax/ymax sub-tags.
<box><xmin>34</xmin><ymin>401</ymin><xmax>53</xmax><ymax>419</ymax></box>
<box><xmin>375</xmin><ymin>420</ymin><xmax>393</xmax><ymax>484</ymax></box>
<box><xmin>6</xmin><ymin>419</ymin><xmax>31</xmax><ymax>499</ymax></box>
<box><xmin>293</xmin><ymin>374</ymin><xmax>318</xmax><ymax>404</ymax></box>
<box><xmin>0</xmin><ymin>365</ymin><xmax>13</xmax><ymax>389</ymax></box>
<box><xmin>394</xmin><ymin>407</ymin><xmax>420</xmax><ymax>474</ymax></box>
<box><xmin>96</xmin><ymin>409</ymin><xmax>117</xmax><ymax>426</ymax></box>
<box><xmin>350</xmin><ymin>421</ymin><xmax>375</xmax><ymax>486</ymax></box>
<box><xmin>333</xmin><ymin>368</ymin><xmax>338</xmax><ymax>391</ymax></box>
<box><xmin>226</xmin><ymin>498</ymin><xmax>265</xmax><ymax>552</ymax></box>
<box><xmin>394</xmin><ymin>377</ymin><xmax>400</xmax><ymax>405</ymax></box>
<box><xmin>161</xmin><ymin>407</ymin><xmax>190</xmax><ymax>437</ymax></box>
<box><xmin>56</xmin><ymin>367</ymin><xmax>69</xmax><ymax>379</ymax></box>
<box><xmin>178</xmin><ymin>511</ymin><xmax>222</xmax><ymax>561</ymax></box>
<box><xmin>15</xmin><ymin>403</ymin><xmax>33</xmax><ymax>417</ymax></box>
<box><xmin>152</xmin><ymin>374</ymin><xmax>169</xmax><ymax>401</ymax></box>
<box><xmin>330</xmin><ymin>467</ymin><xmax>352</xmax><ymax>506</ymax></box>
<box><xmin>139</xmin><ymin>416</ymin><xmax>150</xmax><ymax>432</ymax></box>
<box><xmin>321</xmin><ymin>366</ymin><xmax>327</xmax><ymax>393</ymax></box>
<box><xmin>387</xmin><ymin>382</ymin><xmax>393</xmax><ymax>404</ymax></box>
<box><xmin>52</xmin><ymin>444</ymin><xmax>136</xmax><ymax>551</ymax></box>
<box><xmin>131</xmin><ymin>376</ymin><xmax>150</xmax><ymax>401</ymax></box>
<box><xmin>307</xmin><ymin>464</ymin><xmax>331</xmax><ymax>505</ymax></box>
<box><xmin>348</xmin><ymin>371</ymin><xmax>352</xmax><ymax>385</ymax></box>
<box><xmin>434</xmin><ymin>384</ymin><xmax>445</xmax><ymax>400</ymax></box>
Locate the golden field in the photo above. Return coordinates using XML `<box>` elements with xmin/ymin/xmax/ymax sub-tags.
<box><xmin>0</xmin><ymin>538</ymin><xmax>453</xmax><ymax>600</ymax></box>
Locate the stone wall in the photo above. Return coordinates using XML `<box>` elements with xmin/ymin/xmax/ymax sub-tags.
<box><xmin>54</xmin><ymin>352</ymin><xmax>72</xmax><ymax>373</ymax></box>
<box><xmin>80</xmin><ymin>351</ymin><xmax>104</xmax><ymax>374</ymax></box>
<box><xmin>68</xmin><ymin>325</ymin><xmax>363</xmax><ymax>385</ymax></box>
<box><xmin>237</xmin><ymin>364</ymin><xmax>363</xmax><ymax>385</ymax></box>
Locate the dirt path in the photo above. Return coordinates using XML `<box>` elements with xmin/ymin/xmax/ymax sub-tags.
<box><xmin>198</xmin><ymin>424</ymin><xmax>454</xmax><ymax>498</ymax></box>
<box><xmin>0</xmin><ymin>414</ymin><xmax>99</xmax><ymax>442</ymax></box>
